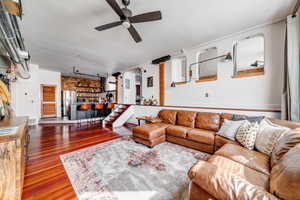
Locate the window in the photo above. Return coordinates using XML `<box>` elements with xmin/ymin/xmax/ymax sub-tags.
<box><xmin>197</xmin><ymin>47</ymin><xmax>218</xmax><ymax>82</ymax></box>
<box><xmin>233</xmin><ymin>35</ymin><xmax>265</xmax><ymax>78</ymax></box>
<box><xmin>171</xmin><ymin>56</ymin><xmax>187</xmax><ymax>84</ymax></box>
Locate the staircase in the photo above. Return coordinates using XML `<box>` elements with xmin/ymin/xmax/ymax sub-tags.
<box><xmin>103</xmin><ymin>104</ymin><xmax>132</xmax><ymax>128</ymax></box>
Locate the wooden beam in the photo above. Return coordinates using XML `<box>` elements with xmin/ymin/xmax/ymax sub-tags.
<box><xmin>159</xmin><ymin>63</ymin><xmax>165</xmax><ymax>106</ymax></box>
<box><xmin>195</xmin><ymin>75</ymin><xmax>218</xmax><ymax>83</ymax></box>
<box><xmin>232</xmin><ymin>68</ymin><xmax>265</xmax><ymax>79</ymax></box>
<box><xmin>174</xmin><ymin>81</ymin><xmax>188</xmax><ymax>86</ymax></box>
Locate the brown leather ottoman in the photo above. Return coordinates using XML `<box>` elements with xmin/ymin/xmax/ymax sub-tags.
<box><xmin>132</xmin><ymin>123</ymin><xmax>169</xmax><ymax>148</ymax></box>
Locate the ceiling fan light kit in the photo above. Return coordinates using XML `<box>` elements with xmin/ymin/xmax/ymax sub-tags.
<box><xmin>122</xmin><ymin>21</ymin><xmax>131</xmax><ymax>29</ymax></box>
<box><xmin>95</xmin><ymin>0</ymin><xmax>162</xmax><ymax>43</ymax></box>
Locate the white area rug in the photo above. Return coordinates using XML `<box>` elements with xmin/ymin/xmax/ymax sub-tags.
<box><xmin>60</xmin><ymin>137</ymin><xmax>210</xmax><ymax>200</ymax></box>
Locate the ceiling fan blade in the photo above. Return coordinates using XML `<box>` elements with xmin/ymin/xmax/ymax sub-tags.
<box><xmin>128</xmin><ymin>25</ymin><xmax>142</xmax><ymax>43</ymax></box>
<box><xmin>129</xmin><ymin>11</ymin><xmax>162</xmax><ymax>23</ymax></box>
<box><xmin>105</xmin><ymin>0</ymin><xmax>126</xmax><ymax>19</ymax></box>
<box><xmin>95</xmin><ymin>21</ymin><xmax>122</xmax><ymax>31</ymax></box>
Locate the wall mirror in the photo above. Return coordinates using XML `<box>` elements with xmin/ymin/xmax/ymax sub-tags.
<box><xmin>233</xmin><ymin>34</ymin><xmax>265</xmax><ymax>77</ymax></box>
<box><xmin>171</xmin><ymin>56</ymin><xmax>187</xmax><ymax>84</ymax></box>
<box><xmin>197</xmin><ymin>47</ymin><xmax>218</xmax><ymax>81</ymax></box>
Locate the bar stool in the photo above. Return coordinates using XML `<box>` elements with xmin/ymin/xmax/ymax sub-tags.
<box><xmin>92</xmin><ymin>104</ymin><xmax>104</xmax><ymax>124</ymax></box>
<box><xmin>77</xmin><ymin>104</ymin><xmax>91</xmax><ymax>126</ymax></box>
<box><xmin>106</xmin><ymin>103</ymin><xmax>115</xmax><ymax>116</ymax></box>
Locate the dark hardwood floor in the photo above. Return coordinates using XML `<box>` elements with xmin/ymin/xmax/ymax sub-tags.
<box><xmin>22</xmin><ymin>123</ymin><xmax>127</xmax><ymax>200</ymax></box>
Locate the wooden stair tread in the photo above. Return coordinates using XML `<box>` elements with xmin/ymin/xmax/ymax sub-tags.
<box><xmin>105</xmin><ymin>105</ymin><xmax>130</xmax><ymax>126</ymax></box>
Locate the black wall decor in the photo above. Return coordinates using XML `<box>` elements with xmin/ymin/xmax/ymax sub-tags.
<box><xmin>152</xmin><ymin>55</ymin><xmax>171</xmax><ymax>65</ymax></box>
<box><xmin>147</xmin><ymin>76</ymin><xmax>153</xmax><ymax>87</ymax></box>
<box><xmin>112</xmin><ymin>72</ymin><xmax>121</xmax><ymax>77</ymax></box>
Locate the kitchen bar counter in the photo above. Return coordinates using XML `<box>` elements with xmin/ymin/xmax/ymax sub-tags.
<box><xmin>69</xmin><ymin>103</ymin><xmax>115</xmax><ymax>120</ymax></box>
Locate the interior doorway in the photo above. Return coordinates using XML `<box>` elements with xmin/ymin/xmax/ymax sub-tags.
<box><xmin>121</xmin><ymin>68</ymin><xmax>143</xmax><ymax>105</ymax></box>
<box><xmin>135</xmin><ymin>68</ymin><xmax>142</xmax><ymax>105</ymax></box>
<box><xmin>41</xmin><ymin>85</ymin><xmax>57</xmax><ymax>118</ymax></box>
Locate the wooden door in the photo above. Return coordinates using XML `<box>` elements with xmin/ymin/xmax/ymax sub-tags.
<box><xmin>41</xmin><ymin>85</ymin><xmax>57</xmax><ymax>118</ymax></box>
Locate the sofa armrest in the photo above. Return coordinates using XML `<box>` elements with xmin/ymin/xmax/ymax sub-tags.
<box><xmin>147</xmin><ymin>117</ymin><xmax>163</xmax><ymax>123</ymax></box>
<box><xmin>188</xmin><ymin>161</ymin><xmax>278</xmax><ymax>200</ymax></box>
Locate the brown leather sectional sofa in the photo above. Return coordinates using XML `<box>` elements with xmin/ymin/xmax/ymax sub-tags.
<box><xmin>132</xmin><ymin>109</ymin><xmax>300</xmax><ymax>200</ymax></box>
<box><xmin>133</xmin><ymin>110</ymin><xmax>222</xmax><ymax>153</ymax></box>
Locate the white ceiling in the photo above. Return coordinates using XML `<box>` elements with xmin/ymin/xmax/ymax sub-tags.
<box><xmin>21</xmin><ymin>0</ymin><xmax>296</xmax><ymax>76</ymax></box>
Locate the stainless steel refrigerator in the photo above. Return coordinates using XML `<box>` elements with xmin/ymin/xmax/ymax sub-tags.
<box><xmin>62</xmin><ymin>91</ymin><xmax>77</xmax><ymax>118</ymax></box>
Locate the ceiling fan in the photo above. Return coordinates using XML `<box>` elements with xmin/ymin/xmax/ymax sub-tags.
<box><xmin>95</xmin><ymin>0</ymin><xmax>162</xmax><ymax>43</ymax></box>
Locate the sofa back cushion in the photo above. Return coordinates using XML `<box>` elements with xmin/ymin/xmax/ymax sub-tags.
<box><xmin>269</xmin><ymin>118</ymin><xmax>300</xmax><ymax>129</ymax></box>
<box><xmin>158</xmin><ymin>110</ymin><xmax>178</xmax><ymax>125</ymax></box>
<box><xmin>195</xmin><ymin>112</ymin><xmax>220</xmax><ymax>132</ymax></box>
<box><xmin>270</xmin><ymin>144</ymin><xmax>300</xmax><ymax>199</ymax></box>
<box><xmin>271</xmin><ymin>129</ymin><xmax>300</xmax><ymax>167</ymax></box>
<box><xmin>177</xmin><ymin>111</ymin><xmax>197</xmax><ymax>128</ymax></box>
<box><xmin>220</xmin><ymin>113</ymin><xmax>233</xmax><ymax>127</ymax></box>
<box><xmin>233</xmin><ymin>115</ymin><xmax>265</xmax><ymax>123</ymax></box>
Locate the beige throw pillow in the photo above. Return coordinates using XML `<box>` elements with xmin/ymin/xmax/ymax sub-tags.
<box><xmin>255</xmin><ymin>119</ymin><xmax>290</xmax><ymax>155</ymax></box>
<box><xmin>217</xmin><ymin>119</ymin><xmax>246</xmax><ymax>141</ymax></box>
<box><xmin>236</xmin><ymin>121</ymin><xmax>259</xmax><ymax>150</ymax></box>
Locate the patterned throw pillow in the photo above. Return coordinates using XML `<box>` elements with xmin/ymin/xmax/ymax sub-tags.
<box><xmin>255</xmin><ymin>119</ymin><xmax>290</xmax><ymax>155</ymax></box>
<box><xmin>236</xmin><ymin>121</ymin><xmax>259</xmax><ymax>150</ymax></box>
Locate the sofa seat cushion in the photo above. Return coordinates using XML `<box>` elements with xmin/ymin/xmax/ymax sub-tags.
<box><xmin>215</xmin><ymin>135</ymin><xmax>240</xmax><ymax>148</ymax></box>
<box><xmin>208</xmin><ymin>155</ymin><xmax>269</xmax><ymax>190</ymax></box>
<box><xmin>132</xmin><ymin>123</ymin><xmax>169</xmax><ymax>140</ymax></box>
<box><xmin>166</xmin><ymin>135</ymin><xmax>215</xmax><ymax>153</ymax></box>
<box><xmin>188</xmin><ymin>160</ymin><xmax>277</xmax><ymax>200</ymax></box>
<box><xmin>166</xmin><ymin>125</ymin><xmax>191</xmax><ymax>138</ymax></box>
<box><xmin>189</xmin><ymin>183</ymin><xmax>217</xmax><ymax>200</ymax></box>
<box><xmin>215</xmin><ymin>144</ymin><xmax>270</xmax><ymax>175</ymax></box>
<box><xmin>133</xmin><ymin>135</ymin><xmax>166</xmax><ymax>148</ymax></box>
<box><xmin>187</xmin><ymin>129</ymin><xmax>215</xmax><ymax>145</ymax></box>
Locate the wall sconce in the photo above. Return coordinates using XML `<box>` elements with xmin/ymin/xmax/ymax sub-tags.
<box><xmin>189</xmin><ymin>52</ymin><xmax>232</xmax><ymax>69</ymax></box>
<box><xmin>140</xmin><ymin>68</ymin><xmax>147</xmax><ymax>73</ymax></box>
<box><xmin>170</xmin><ymin>82</ymin><xmax>176</xmax><ymax>88</ymax></box>
<box><xmin>223</xmin><ymin>53</ymin><xmax>232</xmax><ymax>62</ymax></box>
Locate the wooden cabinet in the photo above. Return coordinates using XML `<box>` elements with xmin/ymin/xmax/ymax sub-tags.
<box><xmin>0</xmin><ymin>117</ymin><xmax>28</xmax><ymax>200</ymax></box>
